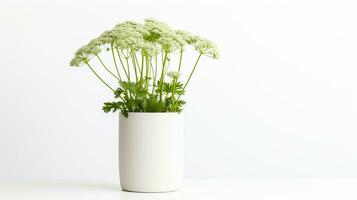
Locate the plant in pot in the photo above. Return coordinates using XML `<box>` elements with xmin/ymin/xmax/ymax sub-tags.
<box><xmin>69</xmin><ymin>19</ymin><xmax>219</xmax><ymax>192</ymax></box>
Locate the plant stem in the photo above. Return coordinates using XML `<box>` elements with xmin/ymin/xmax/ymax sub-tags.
<box><xmin>149</xmin><ymin>58</ymin><xmax>155</xmax><ymax>78</ymax></box>
<box><xmin>145</xmin><ymin>55</ymin><xmax>150</xmax><ymax>89</ymax></box>
<box><xmin>125</xmin><ymin>57</ymin><xmax>131</xmax><ymax>82</ymax></box>
<box><xmin>159</xmin><ymin>52</ymin><xmax>168</xmax><ymax>101</ymax></box>
<box><xmin>165</xmin><ymin>55</ymin><xmax>170</xmax><ymax>74</ymax></box>
<box><xmin>85</xmin><ymin>62</ymin><xmax>114</xmax><ymax>91</ymax></box>
<box><xmin>110</xmin><ymin>45</ymin><xmax>122</xmax><ymax>81</ymax></box>
<box><xmin>171</xmin><ymin>50</ymin><xmax>183</xmax><ymax>108</ymax></box>
<box><xmin>152</xmin><ymin>54</ymin><xmax>158</xmax><ymax>93</ymax></box>
<box><xmin>133</xmin><ymin>52</ymin><xmax>141</xmax><ymax>77</ymax></box>
<box><xmin>115</xmin><ymin>48</ymin><xmax>129</xmax><ymax>81</ymax></box>
<box><xmin>177</xmin><ymin>53</ymin><xmax>202</xmax><ymax>101</ymax></box>
<box><xmin>140</xmin><ymin>53</ymin><xmax>144</xmax><ymax>81</ymax></box>
<box><xmin>178</xmin><ymin>49</ymin><xmax>183</xmax><ymax>72</ymax></box>
<box><xmin>130</xmin><ymin>50</ymin><xmax>139</xmax><ymax>81</ymax></box>
<box><xmin>95</xmin><ymin>54</ymin><xmax>120</xmax><ymax>81</ymax></box>
<box><xmin>171</xmin><ymin>78</ymin><xmax>176</xmax><ymax>109</ymax></box>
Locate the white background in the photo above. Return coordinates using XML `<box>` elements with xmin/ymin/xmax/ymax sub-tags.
<box><xmin>0</xmin><ymin>0</ymin><xmax>357</xmax><ymax>181</ymax></box>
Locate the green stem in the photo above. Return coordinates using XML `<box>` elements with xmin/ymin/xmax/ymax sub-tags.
<box><xmin>178</xmin><ymin>49</ymin><xmax>183</xmax><ymax>72</ymax></box>
<box><xmin>130</xmin><ymin>50</ymin><xmax>139</xmax><ymax>81</ymax></box>
<box><xmin>159</xmin><ymin>52</ymin><xmax>168</xmax><ymax>101</ymax></box>
<box><xmin>171</xmin><ymin>78</ymin><xmax>176</xmax><ymax>109</ymax></box>
<box><xmin>85</xmin><ymin>62</ymin><xmax>114</xmax><ymax>91</ymax></box>
<box><xmin>145</xmin><ymin>55</ymin><xmax>150</xmax><ymax>89</ymax></box>
<box><xmin>152</xmin><ymin>54</ymin><xmax>158</xmax><ymax>93</ymax></box>
<box><xmin>177</xmin><ymin>53</ymin><xmax>202</xmax><ymax>101</ymax></box>
<box><xmin>133</xmin><ymin>52</ymin><xmax>141</xmax><ymax>77</ymax></box>
<box><xmin>125</xmin><ymin>57</ymin><xmax>131</xmax><ymax>81</ymax></box>
<box><xmin>165</xmin><ymin>58</ymin><xmax>170</xmax><ymax>74</ymax></box>
<box><xmin>171</xmin><ymin>50</ymin><xmax>182</xmax><ymax>107</ymax></box>
<box><xmin>110</xmin><ymin>45</ymin><xmax>122</xmax><ymax>81</ymax></box>
<box><xmin>95</xmin><ymin>54</ymin><xmax>119</xmax><ymax>81</ymax></box>
<box><xmin>149</xmin><ymin>58</ymin><xmax>155</xmax><ymax>78</ymax></box>
<box><xmin>115</xmin><ymin>48</ymin><xmax>129</xmax><ymax>81</ymax></box>
<box><xmin>140</xmin><ymin>53</ymin><xmax>144</xmax><ymax>81</ymax></box>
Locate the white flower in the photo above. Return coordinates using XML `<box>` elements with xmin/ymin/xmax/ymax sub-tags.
<box><xmin>69</xmin><ymin>18</ymin><xmax>219</xmax><ymax>67</ymax></box>
<box><xmin>112</xmin><ymin>23</ymin><xmax>145</xmax><ymax>50</ymax></box>
<box><xmin>191</xmin><ymin>35</ymin><xmax>219</xmax><ymax>59</ymax></box>
<box><xmin>167</xmin><ymin>71</ymin><xmax>181</xmax><ymax>79</ymax></box>
<box><xmin>176</xmin><ymin>30</ymin><xmax>192</xmax><ymax>44</ymax></box>
<box><xmin>144</xmin><ymin>19</ymin><xmax>186</xmax><ymax>52</ymax></box>
<box><xmin>69</xmin><ymin>57</ymin><xmax>83</xmax><ymax>67</ymax></box>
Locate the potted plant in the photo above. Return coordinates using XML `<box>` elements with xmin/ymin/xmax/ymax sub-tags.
<box><xmin>69</xmin><ymin>19</ymin><xmax>219</xmax><ymax>192</ymax></box>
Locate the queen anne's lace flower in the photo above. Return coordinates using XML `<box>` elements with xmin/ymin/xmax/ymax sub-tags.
<box><xmin>69</xmin><ymin>19</ymin><xmax>219</xmax><ymax>67</ymax></box>
<box><xmin>167</xmin><ymin>71</ymin><xmax>181</xmax><ymax>79</ymax></box>
<box><xmin>144</xmin><ymin>19</ymin><xmax>186</xmax><ymax>52</ymax></box>
<box><xmin>176</xmin><ymin>30</ymin><xmax>192</xmax><ymax>44</ymax></box>
<box><xmin>113</xmin><ymin>25</ymin><xmax>144</xmax><ymax>50</ymax></box>
<box><xmin>123</xmin><ymin>21</ymin><xmax>150</xmax><ymax>36</ymax></box>
<box><xmin>98</xmin><ymin>30</ymin><xmax>116</xmax><ymax>44</ymax></box>
<box><xmin>191</xmin><ymin>35</ymin><xmax>219</xmax><ymax>59</ymax></box>
<box><xmin>70</xmin><ymin>43</ymin><xmax>102</xmax><ymax>66</ymax></box>
<box><xmin>69</xmin><ymin>57</ymin><xmax>83</xmax><ymax>67</ymax></box>
<box><xmin>139</xmin><ymin>42</ymin><xmax>158</xmax><ymax>56</ymax></box>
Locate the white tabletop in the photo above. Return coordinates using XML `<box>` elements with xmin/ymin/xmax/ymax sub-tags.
<box><xmin>1</xmin><ymin>179</ymin><xmax>357</xmax><ymax>200</ymax></box>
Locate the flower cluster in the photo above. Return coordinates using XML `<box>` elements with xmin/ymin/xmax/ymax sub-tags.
<box><xmin>191</xmin><ymin>35</ymin><xmax>219</xmax><ymax>59</ymax></box>
<box><xmin>70</xmin><ymin>19</ymin><xmax>219</xmax><ymax>67</ymax></box>
<box><xmin>167</xmin><ymin>71</ymin><xmax>181</xmax><ymax>79</ymax></box>
<box><xmin>69</xmin><ymin>19</ymin><xmax>219</xmax><ymax>116</ymax></box>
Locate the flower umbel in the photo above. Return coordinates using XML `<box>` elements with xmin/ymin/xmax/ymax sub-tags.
<box><xmin>167</xmin><ymin>71</ymin><xmax>181</xmax><ymax>79</ymax></box>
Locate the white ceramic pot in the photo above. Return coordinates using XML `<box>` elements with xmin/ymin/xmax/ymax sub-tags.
<box><xmin>119</xmin><ymin>112</ymin><xmax>183</xmax><ymax>192</ymax></box>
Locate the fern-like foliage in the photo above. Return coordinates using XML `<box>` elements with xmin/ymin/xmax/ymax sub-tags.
<box><xmin>103</xmin><ymin>78</ymin><xmax>186</xmax><ymax>117</ymax></box>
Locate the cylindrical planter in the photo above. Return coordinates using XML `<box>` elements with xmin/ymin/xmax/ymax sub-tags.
<box><xmin>119</xmin><ymin>112</ymin><xmax>183</xmax><ymax>192</ymax></box>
